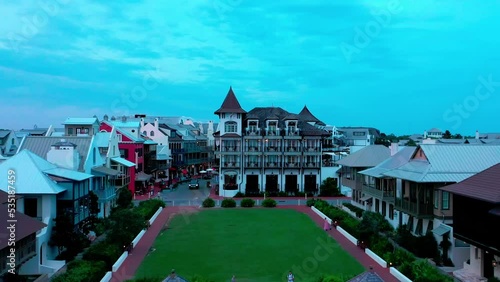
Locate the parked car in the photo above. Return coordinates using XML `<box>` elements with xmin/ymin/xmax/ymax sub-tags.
<box><xmin>188</xmin><ymin>179</ymin><xmax>199</xmax><ymax>189</ymax></box>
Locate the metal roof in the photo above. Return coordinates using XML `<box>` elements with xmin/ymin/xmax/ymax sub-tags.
<box><xmin>336</xmin><ymin>145</ymin><xmax>391</xmax><ymax>168</ymax></box>
<box><xmin>111</xmin><ymin>157</ymin><xmax>135</xmax><ymax>167</ymax></box>
<box><xmin>63</xmin><ymin>117</ymin><xmax>98</xmax><ymax>125</ymax></box>
<box><xmin>432</xmin><ymin>224</ymin><xmax>451</xmax><ymax>236</ymax></box>
<box><xmin>45</xmin><ymin>167</ymin><xmax>93</xmax><ymax>181</ymax></box>
<box><xmin>18</xmin><ymin>136</ymin><xmax>92</xmax><ymax>172</ymax></box>
<box><xmin>0</xmin><ymin>150</ymin><xmax>66</xmax><ymax>194</ymax></box>
<box><xmin>359</xmin><ymin>146</ymin><xmax>416</xmax><ymax>178</ymax></box>
<box><xmin>440</xmin><ymin>163</ymin><xmax>500</xmax><ymax>203</ymax></box>
<box><xmin>91</xmin><ymin>166</ymin><xmax>120</xmax><ymax>176</ymax></box>
<box><xmin>383</xmin><ymin>144</ymin><xmax>500</xmax><ymax>183</ymax></box>
<box><xmin>93</xmin><ymin>132</ymin><xmax>111</xmax><ymax>147</ymax></box>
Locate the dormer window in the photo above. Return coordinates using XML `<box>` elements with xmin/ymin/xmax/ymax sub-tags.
<box><xmin>225</xmin><ymin>121</ymin><xmax>237</xmax><ymax>133</ymax></box>
<box><xmin>267</xmin><ymin>121</ymin><xmax>277</xmax><ymax>135</ymax></box>
<box><xmin>247</xmin><ymin>120</ymin><xmax>258</xmax><ymax>134</ymax></box>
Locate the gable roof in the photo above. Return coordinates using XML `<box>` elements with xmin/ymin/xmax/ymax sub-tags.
<box><xmin>0</xmin><ymin>130</ymin><xmax>11</xmax><ymax>139</ymax></box>
<box><xmin>0</xmin><ymin>191</ymin><xmax>46</xmax><ymax>250</ymax></box>
<box><xmin>63</xmin><ymin>117</ymin><xmax>99</xmax><ymax>125</ymax></box>
<box><xmin>0</xmin><ymin>150</ymin><xmax>67</xmax><ymax>194</ymax></box>
<box><xmin>336</xmin><ymin>145</ymin><xmax>391</xmax><ymax>167</ymax></box>
<box><xmin>18</xmin><ymin>136</ymin><xmax>93</xmax><ymax>171</ymax></box>
<box><xmin>440</xmin><ymin>163</ymin><xmax>500</xmax><ymax>203</ymax></box>
<box><xmin>383</xmin><ymin>144</ymin><xmax>500</xmax><ymax>183</ymax></box>
<box><xmin>101</xmin><ymin>120</ymin><xmax>144</xmax><ymax>142</ymax></box>
<box><xmin>214</xmin><ymin>87</ymin><xmax>247</xmax><ymax>114</ymax></box>
<box><xmin>359</xmin><ymin>146</ymin><xmax>416</xmax><ymax>178</ymax></box>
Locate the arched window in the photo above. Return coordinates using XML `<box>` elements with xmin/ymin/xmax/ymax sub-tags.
<box><xmin>225</xmin><ymin>121</ymin><xmax>237</xmax><ymax>133</ymax></box>
<box><xmin>143</xmin><ymin>131</ymin><xmax>147</xmax><ymax>135</ymax></box>
<box><xmin>150</xmin><ymin>131</ymin><xmax>155</xmax><ymax>136</ymax></box>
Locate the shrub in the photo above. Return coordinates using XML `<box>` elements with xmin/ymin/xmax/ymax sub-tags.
<box><xmin>52</xmin><ymin>260</ymin><xmax>107</xmax><ymax>282</ymax></box>
<box><xmin>221</xmin><ymin>198</ymin><xmax>237</xmax><ymax>208</ymax></box>
<box><xmin>240</xmin><ymin>198</ymin><xmax>255</xmax><ymax>207</ymax></box>
<box><xmin>262</xmin><ymin>198</ymin><xmax>277</xmax><ymax>207</ymax></box>
<box><xmin>342</xmin><ymin>203</ymin><xmax>364</xmax><ymax>217</ymax></box>
<box><xmin>135</xmin><ymin>199</ymin><xmax>166</xmax><ymax>220</ymax></box>
<box><xmin>384</xmin><ymin>248</ymin><xmax>416</xmax><ymax>267</ymax></box>
<box><xmin>125</xmin><ymin>278</ymin><xmax>164</xmax><ymax>282</ymax></box>
<box><xmin>234</xmin><ymin>192</ymin><xmax>245</xmax><ymax>197</ymax></box>
<box><xmin>82</xmin><ymin>240</ymin><xmax>122</xmax><ymax>269</ymax></box>
<box><xmin>306</xmin><ymin>198</ymin><xmax>317</xmax><ymax>207</ymax></box>
<box><xmin>410</xmin><ymin>259</ymin><xmax>453</xmax><ymax>282</ymax></box>
<box><xmin>202</xmin><ymin>198</ymin><xmax>215</xmax><ymax>208</ymax></box>
<box><xmin>369</xmin><ymin>234</ymin><xmax>394</xmax><ymax>257</ymax></box>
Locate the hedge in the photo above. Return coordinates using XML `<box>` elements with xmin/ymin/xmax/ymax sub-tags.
<box><xmin>261</xmin><ymin>198</ymin><xmax>277</xmax><ymax>207</ymax></box>
<box><xmin>202</xmin><ymin>198</ymin><xmax>216</xmax><ymax>208</ymax></box>
<box><xmin>240</xmin><ymin>198</ymin><xmax>255</xmax><ymax>207</ymax></box>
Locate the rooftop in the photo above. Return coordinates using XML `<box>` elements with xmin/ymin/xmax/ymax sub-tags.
<box><xmin>214</xmin><ymin>87</ymin><xmax>247</xmax><ymax>114</ymax></box>
<box><xmin>336</xmin><ymin>145</ymin><xmax>391</xmax><ymax>168</ymax></box>
<box><xmin>63</xmin><ymin>117</ymin><xmax>99</xmax><ymax>125</ymax></box>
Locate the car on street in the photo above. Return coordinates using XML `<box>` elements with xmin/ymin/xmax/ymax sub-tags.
<box><xmin>188</xmin><ymin>179</ymin><xmax>199</xmax><ymax>189</ymax></box>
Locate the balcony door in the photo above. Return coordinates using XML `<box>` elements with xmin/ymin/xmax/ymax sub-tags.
<box><xmin>285</xmin><ymin>175</ymin><xmax>297</xmax><ymax>193</ymax></box>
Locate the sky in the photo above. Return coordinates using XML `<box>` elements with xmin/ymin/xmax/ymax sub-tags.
<box><xmin>1</xmin><ymin>0</ymin><xmax>500</xmax><ymax>135</ymax></box>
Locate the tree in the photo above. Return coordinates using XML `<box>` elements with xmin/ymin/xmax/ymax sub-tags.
<box><xmin>442</xmin><ymin>130</ymin><xmax>452</xmax><ymax>139</ymax></box>
<box><xmin>50</xmin><ymin>212</ymin><xmax>74</xmax><ymax>254</ymax></box>
<box><xmin>116</xmin><ymin>188</ymin><xmax>133</xmax><ymax>210</ymax></box>
<box><xmin>83</xmin><ymin>191</ymin><xmax>100</xmax><ymax>233</ymax></box>
<box><xmin>107</xmin><ymin>209</ymin><xmax>145</xmax><ymax>248</ymax></box>
<box><xmin>319</xmin><ymin>177</ymin><xmax>341</xmax><ymax>196</ymax></box>
<box><xmin>406</xmin><ymin>139</ymin><xmax>417</xmax><ymax>146</ymax></box>
<box><xmin>453</xmin><ymin>133</ymin><xmax>462</xmax><ymax>139</ymax></box>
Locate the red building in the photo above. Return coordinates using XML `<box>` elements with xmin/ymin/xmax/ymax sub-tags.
<box><xmin>100</xmin><ymin>116</ymin><xmax>146</xmax><ymax>194</ymax></box>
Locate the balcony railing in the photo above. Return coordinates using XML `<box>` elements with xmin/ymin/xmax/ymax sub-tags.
<box><xmin>362</xmin><ymin>185</ymin><xmax>395</xmax><ymax>200</ymax></box>
<box><xmin>223</xmin><ymin>162</ymin><xmax>240</xmax><ymax>168</ymax></box>
<box><xmin>172</xmin><ymin>148</ymin><xmax>185</xmax><ymax>154</ymax></box>
<box><xmin>265</xmin><ymin>162</ymin><xmax>279</xmax><ymax>167</ymax></box>
<box><xmin>395</xmin><ymin>198</ymin><xmax>433</xmax><ymax>217</ymax></box>
<box><xmin>265</xmin><ymin>146</ymin><xmax>280</xmax><ymax>152</ymax></box>
<box><xmin>304</xmin><ymin>162</ymin><xmax>320</xmax><ymax>168</ymax></box>
<box><xmin>94</xmin><ymin>187</ymin><xmax>117</xmax><ymax>201</ymax></box>
<box><xmin>246</xmin><ymin>146</ymin><xmax>261</xmax><ymax>152</ymax></box>
<box><xmin>265</xmin><ymin>129</ymin><xmax>280</xmax><ymax>136</ymax></box>
<box><xmin>222</xmin><ymin>146</ymin><xmax>241</xmax><ymax>152</ymax></box>
<box><xmin>285</xmin><ymin>162</ymin><xmax>299</xmax><ymax>168</ymax></box>
<box><xmin>285</xmin><ymin>129</ymin><xmax>300</xmax><ymax>136</ymax></box>
<box><xmin>245</xmin><ymin>128</ymin><xmax>261</xmax><ymax>136</ymax></box>
<box><xmin>285</xmin><ymin>146</ymin><xmax>300</xmax><ymax>152</ymax></box>
<box><xmin>303</xmin><ymin>147</ymin><xmax>320</xmax><ymax>152</ymax></box>
<box><xmin>246</xmin><ymin>162</ymin><xmax>260</xmax><ymax>168</ymax></box>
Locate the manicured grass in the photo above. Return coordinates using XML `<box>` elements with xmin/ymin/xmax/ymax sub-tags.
<box><xmin>135</xmin><ymin>209</ymin><xmax>364</xmax><ymax>282</ymax></box>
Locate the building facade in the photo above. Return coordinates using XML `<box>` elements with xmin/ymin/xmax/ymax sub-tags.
<box><xmin>214</xmin><ymin>87</ymin><xmax>330</xmax><ymax>197</ymax></box>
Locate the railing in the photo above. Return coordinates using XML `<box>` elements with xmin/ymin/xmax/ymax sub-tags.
<box><xmin>362</xmin><ymin>185</ymin><xmax>395</xmax><ymax>200</ymax></box>
<box><xmin>245</xmin><ymin>128</ymin><xmax>261</xmax><ymax>135</ymax></box>
<box><xmin>222</xmin><ymin>146</ymin><xmax>241</xmax><ymax>152</ymax></box>
<box><xmin>223</xmin><ymin>162</ymin><xmax>240</xmax><ymax>167</ymax></box>
<box><xmin>394</xmin><ymin>198</ymin><xmax>433</xmax><ymax>217</ymax></box>
<box><xmin>265</xmin><ymin>162</ymin><xmax>279</xmax><ymax>167</ymax></box>
<box><xmin>285</xmin><ymin>129</ymin><xmax>300</xmax><ymax>136</ymax></box>
<box><xmin>246</xmin><ymin>162</ymin><xmax>260</xmax><ymax>167</ymax></box>
<box><xmin>265</xmin><ymin>129</ymin><xmax>280</xmax><ymax>136</ymax></box>
<box><xmin>94</xmin><ymin>187</ymin><xmax>116</xmax><ymax>201</ymax></box>
<box><xmin>304</xmin><ymin>162</ymin><xmax>320</xmax><ymax>168</ymax></box>
<box><xmin>265</xmin><ymin>146</ymin><xmax>280</xmax><ymax>152</ymax></box>
<box><xmin>172</xmin><ymin>148</ymin><xmax>185</xmax><ymax>154</ymax></box>
<box><xmin>303</xmin><ymin>147</ymin><xmax>321</xmax><ymax>152</ymax></box>
<box><xmin>246</xmin><ymin>146</ymin><xmax>261</xmax><ymax>152</ymax></box>
<box><xmin>285</xmin><ymin>146</ymin><xmax>300</xmax><ymax>152</ymax></box>
<box><xmin>285</xmin><ymin>162</ymin><xmax>299</xmax><ymax>168</ymax></box>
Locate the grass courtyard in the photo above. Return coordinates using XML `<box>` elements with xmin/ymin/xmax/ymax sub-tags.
<box><xmin>135</xmin><ymin>209</ymin><xmax>365</xmax><ymax>281</ymax></box>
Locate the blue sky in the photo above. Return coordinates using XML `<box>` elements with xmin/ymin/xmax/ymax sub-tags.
<box><xmin>1</xmin><ymin>0</ymin><xmax>500</xmax><ymax>135</ymax></box>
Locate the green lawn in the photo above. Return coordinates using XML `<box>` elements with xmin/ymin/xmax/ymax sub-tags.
<box><xmin>135</xmin><ymin>209</ymin><xmax>364</xmax><ymax>282</ymax></box>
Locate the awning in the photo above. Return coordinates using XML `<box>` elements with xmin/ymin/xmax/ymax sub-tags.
<box><xmin>135</xmin><ymin>172</ymin><xmax>152</xmax><ymax>182</ymax></box>
<box><xmin>111</xmin><ymin>157</ymin><xmax>135</xmax><ymax>167</ymax></box>
<box><xmin>432</xmin><ymin>224</ymin><xmax>451</xmax><ymax>236</ymax></box>
<box><xmin>91</xmin><ymin>166</ymin><xmax>120</xmax><ymax>176</ymax></box>
<box><xmin>360</xmin><ymin>195</ymin><xmax>372</xmax><ymax>202</ymax></box>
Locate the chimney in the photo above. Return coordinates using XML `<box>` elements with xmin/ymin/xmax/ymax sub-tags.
<box><xmin>140</xmin><ymin>118</ymin><xmax>145</xmax><ymax>128</ymax></box>
<box><xmin>122</xmin><ymin>115</ymin><xmax>127</xmax><ymax>122</ymax></box>
<box><xmin>47</xmin><ymin>141</ymin><xmax>80</xmax><ymax>170</ymax></box>
<box><xmin>154</xmin><ymin>118</ymin><xmax>159</xmax><ymax>128</ymax></box>
<box><xmin>103</xmin><ymin>114</ymin><xmax>109</xmax><ymax>121</ymax></box>
<box><xmin>390</xmin><ymin>143</ymin><xmax>399</xmax><ymax>156</ymax></box>
<box><xmin>475</xmin><ymin>130</ymin><xmax>479</xmax><ymax>140</ymax></box>
<box><xmin>423</xmin><ymin>130</ymin><xmax>428</xmax><ymax>139</ymax></box>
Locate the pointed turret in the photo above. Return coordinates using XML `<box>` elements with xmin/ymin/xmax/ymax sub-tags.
<box><xmin>214</xmin><ymin>86</ymin><xmax>247</xmax><ymax>115</ymax></box>
<box><xmin>298</xmin><ymin>105</ymin><xmax>325</xmax><ymax>125</ymax></box>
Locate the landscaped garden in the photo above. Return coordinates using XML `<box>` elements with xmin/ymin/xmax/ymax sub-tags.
<box><xmin>133</xmin><ymin>209</ymin><xmax>365</xmax><ymax>281</ymax></box>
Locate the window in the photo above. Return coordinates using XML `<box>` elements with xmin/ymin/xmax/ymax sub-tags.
<box><xmin>442</xmin><ymin>191</ymin><xmax>450</xmax><ymax>210</ymax></box>
<box><xmin>120</xmin><ymin>149</ymin><xmax>128</xmax><ymax>159</ymax></box>
<box><xmin>225</xmin><ymin>121</ymin><xmax>237</xmax><ymax>133</ymax></box>
<box><xmin>77</xmin><ymin>128</ymin><xmax>89</xmax><ymax>134</ymax></box>
<box><xmin>150</xmin><ymin>131</ymin><xmax>154</xmax><ymax>136</ymax></box>
<box><xmin>353</xmin><ymin>131</ymin><xmax>365</xmax><ymax>136</ymax></box>
<box><xmin>68</xmin><ymin>128</ymin><xmax>74</xmax><ymax>135</ymax></box>
<box><xmin>237</xmin><ymin>114</ymin><xmax>241</xmax><ymax>119</ymax></box>
<box><xmin>143</xmin><ymin>131</ymin><xmax>147</xmax><ymax>135</ymax></box>
<box><xmin>117</xmin><ymin>134</ymin><xmax>122</xmax><ymax>141</ymax></box>
<box><xmin>434</xmin><ymin>190</ymin><xmax>439</xmax><ymax>208</ymax></box>
<box><xmin>11</xmin><ymin>138</ymin><xmax>15</xmax><ymax>145</ymax></box>
<box><xmin>222</xmin><ymin>113</ymin><xmax>226</xmax><ymax>118</ymax></box>
<box><xmin>137</xmin><ymin>163</ymin><xmax>143</xmax><ymax>172</ymax></box>
<box><xmin>389</xmin><ymin>204</ymin><xmax>394</xmax><ymax>220</ymax></box>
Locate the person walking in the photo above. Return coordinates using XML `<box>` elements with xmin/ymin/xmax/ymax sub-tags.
<box><xmin>231</xmin><ymin>274</ymin><xmax>236</xmax><ymax>282</ymax></box>
<box><xmin>287</xmin><ymin>271</ymin><xmax>295</xmax><ymax>282</ymax></box>
<box><xmin>323</xmin><ymin>217</ymin><xmax>330</xmax><ymax>231</ymax></box>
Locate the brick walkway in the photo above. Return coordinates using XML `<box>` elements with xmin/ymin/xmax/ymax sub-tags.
<box><xmin>112</xmin><ymin>206</ymin><xmax>398</xmax><ymax>282</ymax></box>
